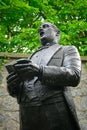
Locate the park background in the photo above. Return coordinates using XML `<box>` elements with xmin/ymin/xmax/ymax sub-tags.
<box><xmin>0</xmin><ymin>0</ymin><xmax>87</xmax><ymax>130</ymax></box>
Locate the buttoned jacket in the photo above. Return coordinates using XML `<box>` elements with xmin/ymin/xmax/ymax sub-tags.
<box><xmin>8</xmin><ymin>44</ymin><xmax>81</xmax><ymax>130</ymax></box>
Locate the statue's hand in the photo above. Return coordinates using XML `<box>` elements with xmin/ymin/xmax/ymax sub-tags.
<box><xmin>13</xmin><ymin>59</ymin><xmax>40</xmax><ymax>81</ymax></box>
<box><xmin>6</xmin><ymin>72</ymin><xmax>22</xmax><ymax>97</ymax></box>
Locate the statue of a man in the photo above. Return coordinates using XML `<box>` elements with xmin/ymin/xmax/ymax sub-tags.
<box><xmin>6</xmin><ymin>22</ymin><xmax>81</xmax><ymax>130</ymax></box>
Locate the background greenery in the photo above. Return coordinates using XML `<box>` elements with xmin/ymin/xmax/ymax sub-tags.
<box><xmin>0</xmin><ymin>0</ymin><xmax>87</xmax><ymax>55</ymax></box>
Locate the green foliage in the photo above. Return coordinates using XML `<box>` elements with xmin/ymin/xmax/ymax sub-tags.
<box><xmin>0</xmin><ymin>0</ymin><xmax>87</xmax><ymax>55</ymax></box>
<box><xmin>11</xmin><ymin>28</ymin><xmax>40</xmax><ymax>53</ymax></box>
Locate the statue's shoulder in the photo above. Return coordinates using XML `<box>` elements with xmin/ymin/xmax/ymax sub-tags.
<box><xmin>63</xmin><ymin>45</ymin><xmax>78</xmax><ymax>52</ymax></box>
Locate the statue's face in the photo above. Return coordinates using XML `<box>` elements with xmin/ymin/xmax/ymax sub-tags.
<box><xmin>38</xmin><ymin>22</ymin><xmax>57</xmax><ymax>45</ymax></box>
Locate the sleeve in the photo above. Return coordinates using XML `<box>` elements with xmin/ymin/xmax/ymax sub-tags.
<box><xmin>41</xmin><ymin>46</ymin><xmax>81</xmax><ymax>87</ymax></box>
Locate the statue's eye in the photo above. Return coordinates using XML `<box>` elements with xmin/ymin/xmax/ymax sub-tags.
<box><xmin>43</xmin><ymin>24</ymin><xmax>49</xmax><ymax>28</ymax></box>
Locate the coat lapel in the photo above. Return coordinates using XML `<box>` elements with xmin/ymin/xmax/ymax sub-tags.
<box><xmin>39</xmin><ymin>44</ymin><xmax>62</xmax><ymax>66</ymax></box>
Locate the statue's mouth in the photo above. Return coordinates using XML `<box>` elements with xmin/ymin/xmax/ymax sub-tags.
<box><xmin>40</xmin><ymin>31</ymin><xmax>44</xmax><ymax>37</ymax></box>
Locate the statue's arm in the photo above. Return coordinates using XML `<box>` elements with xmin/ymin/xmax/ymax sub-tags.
<box><xmin>40</xmin><ymin>46</ymin><xmax>81</xmax><ymax>87</ymax></box>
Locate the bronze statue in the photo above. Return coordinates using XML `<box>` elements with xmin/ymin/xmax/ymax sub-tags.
<box><xmin>6</xmin><ymin>22</ymin><xmax>81</xmax><ymax>130</ymax></box>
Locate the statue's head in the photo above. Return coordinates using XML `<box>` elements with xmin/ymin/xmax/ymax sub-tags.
<box><xmin>38</xmin><ymin>22</ymin><xmax>60</xmax><ymax>46</ymax></box>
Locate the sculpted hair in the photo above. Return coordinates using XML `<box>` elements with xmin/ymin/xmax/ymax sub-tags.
<box><xmin>51</xmin><ymin>24</ymin><xmax>60</xmax><ymax>35</ymax></box>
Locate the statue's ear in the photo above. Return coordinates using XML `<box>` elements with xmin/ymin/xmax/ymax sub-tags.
<box><xmin>56</xmin><ymin>30</ymin><xmax>60</xmax><ymax>36</ymax></box>
<box><xmin>56</xmin><ymin>33</ymin><xmax>60</xmax><ymax>42</ymax></box>
<box><xmin>56</xmin><ymin>32</ymin><xmax>60</xmax><ymax>37</ymax></box>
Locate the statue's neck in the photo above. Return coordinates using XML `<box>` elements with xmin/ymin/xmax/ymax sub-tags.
<box><xmin>42</xmin><ymin>41</ymin><xmax>58</xmax><ymax>46</ymax></box>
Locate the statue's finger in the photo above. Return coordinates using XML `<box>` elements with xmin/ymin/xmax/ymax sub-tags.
<box><xmin>7</xmin><ymin>73</ymin><xmax>19</xmax><ymax>83</ymax></box>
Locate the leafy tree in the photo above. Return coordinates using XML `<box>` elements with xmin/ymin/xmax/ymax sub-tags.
<box><xmin>0</xmin><ymin>0</ymin><xmax>87</xmax><ymax>55</ymax></box>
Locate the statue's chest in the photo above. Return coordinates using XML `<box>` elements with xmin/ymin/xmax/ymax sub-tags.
<box><xmin>31</xmin><ymin>48</ymin><xmax>49</xmax><ymax>65</ymax></box>
<box><xmin>30</xmin><ymin>45</ymin><xmax>63</xmax><ymax>67</ymax></box>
